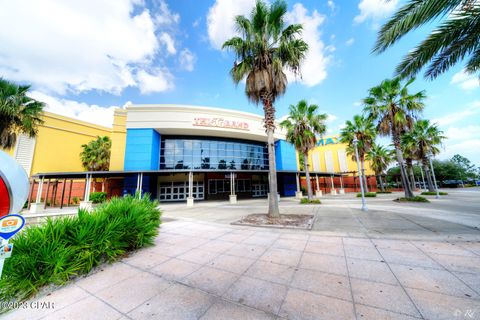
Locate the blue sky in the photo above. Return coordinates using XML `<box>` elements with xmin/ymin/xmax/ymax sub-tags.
<box><xmin>0</xmin><ymin>0</ymin><xmax>479</xmax><ymax>164</ymax></box>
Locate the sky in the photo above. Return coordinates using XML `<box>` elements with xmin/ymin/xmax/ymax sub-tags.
<box><xmin>0</xmin><ymin>0</ymin><xmax>479</xmax><ymax>165</ymax></box>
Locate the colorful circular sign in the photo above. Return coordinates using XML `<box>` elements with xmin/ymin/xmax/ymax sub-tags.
<box><xmin>0</xmin><ymin>150</ymin><xmax>29</xmax><ymax>217</ymax></box>
<box><xmin>0</xmin><ymin>214</ymin><xmax>26</xmax><ymax>240</ymax></box>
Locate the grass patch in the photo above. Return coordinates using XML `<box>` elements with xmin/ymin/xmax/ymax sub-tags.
<box><xmin>395</xmin><ymin>196</ymin><xmax>430</xmax><ymax>203</ymax></box>
<box><xmin>0</xmin><ymin>195</ymin><xmax>161</xmax><ymax>307</ymax></box>
<box><xmin>421</xmin><ymin>191</ymin><xmax>448</xmax><ymax>196</ymax></box>
<box><xmin>300</xmin><ymin>198</ymin><xmax>321</xmax><ymax>204</ymax></box>
<box><xmin>376</xmin><ymin>191</ymin><xmax>392</xmax><ymax>194</ymax></box>
<box><xmin>357</xmin><ymin>192</ymin><xmax>377</xmax><ymax>197</ymax></box>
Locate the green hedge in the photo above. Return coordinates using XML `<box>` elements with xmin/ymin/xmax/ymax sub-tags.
<box><xmin>376</xmin><ymin>191</ymin><xmax>392</xmax><ymax>194</ymax></box>
<box><xmin>395</xmin><ymin>196</ymin><xmax>430</xmax><ymax>203</ymax></box>
<box><xmin>90</xmin><ymin>192</ymin><xmax>107</xmax><ymax>204</ymax></box>
<box><xmin>0</xmin><ymin>195</ymin><xmax>161</xmax><ymax>305</ymax></box>
<box><xmin>357</xmin><ymin>192</ymin><xmax>377</xmax><ymax>197</ymax></box>
<box><xmin>300</xmin><ymin>198</ymin><xmax>321</xmax><ymax>204</ymax></box>
<box><xmin>421</xmin><ymin>191</ymin><xmax>448</xmax><ymax>196</ymax></box>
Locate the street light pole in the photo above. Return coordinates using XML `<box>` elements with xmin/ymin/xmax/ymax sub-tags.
<box><xmin>429</xmin><ymin>155</ymin><xmax>440</xmax><ymax>199</ymax></box>
<box><xmin>353</xmin><ymin>137</ymin><xmax>367</xmax><ymax>211</ymax></box>
<box><xmin>418</xmin><ymin>161</ymin><xmax>426</xmax><ymax>192</ymax></box>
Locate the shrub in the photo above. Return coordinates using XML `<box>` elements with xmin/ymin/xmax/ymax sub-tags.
<box><xmin>300</xmin><ymin>198</ymin><xmax>321</xmax><ymax>204</ymax></box>
<box><xmin>89</xmin><ymin>192</ymin><xmax>107</xmax><ymax>204</ymax></box>
<box><xmin>72</xmin><ymin>196</ymin><xmax>80</xmax><ymax>205</ymax></box>
<box><xmin>376</xmin><ymin>191</ymin><xmax>392</xmax><ymax>194</ymax></box>
<box><xmin>421</xmin><ymin>191</ymin><xmax>448</xmax><ymax>196</ymax></box>
<box><xmin>357</xmin><ymin>192</ymin><xmax>377</xmax><ymax>197</ymax></box>
<box><xmin>0</xmin><ymin>195</ymin><xmax>161</xmax><ymax>306</ymax></box>
<box><xmin>395</xmin><ymin>196</ymin><xmax>430</xmax><ymax>203</ymax></box>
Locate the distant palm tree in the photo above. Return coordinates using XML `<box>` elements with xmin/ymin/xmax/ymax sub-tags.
<box><xmin>80</xmin><ymin>136</ymin><xmax>112</xmax><ymax>192</ymax></box>
<box><xmin>366</xmin><ymin>144</ymin><xmax>393</xmax><ymax>192</ymax></box>
<box><xmin>280</xmin><ymin>100</ymin><xmax>327</xmax><ymax>200</ymax></box>
<box><xmin>223</xmin><ymin>0</ymin><xmax>308</xmax><ymax>217</ymax></box>
<box><xmin>0</xmin><ymin>79</ymin><xmax>45</xmax><ymax>149</ymax></box>
<box><xmin>363</xmin><ymin>78</ymin><xmax>426</xmax><ymax>198</ymax></box>
<box><xmin>401</xmin><ymin>119</ymin><xmax>445</xmax><ymax>192</ymax></box>
<box><xmin>339</xmin><ymin>115</ymin><xmax>377</xmax><ymax>192</ymax></box>
<box><xmin>374</xmin><ymin>0</ymin><xmax>479</xmax><ymax>79</ymax></box>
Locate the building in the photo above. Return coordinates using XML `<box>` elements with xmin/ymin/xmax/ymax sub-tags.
<box><xmin>4</xmin><ymin>105</ymin><xmax>376</xmax><ymax>210</ymax></box>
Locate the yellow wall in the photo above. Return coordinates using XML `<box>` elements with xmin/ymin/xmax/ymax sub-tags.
<box><xmin>303</xmin><ymin>135</ymin><xmax>375</xmax><ymax>175</ymax></box>
<box><xmin>109</xmin><ymin>109</ymin><xmax>127</xmax><ymax>171</ymax></box>
<box><xmin>29</xmin><ymin>112</ymin><xmax>111</xmax><ymax>175</ymax></box>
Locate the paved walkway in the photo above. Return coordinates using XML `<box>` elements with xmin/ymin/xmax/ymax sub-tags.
<box><xmin>3</xmin><ymin>189</ymin><xmax>480</xmax><ymax>320</ymax></box>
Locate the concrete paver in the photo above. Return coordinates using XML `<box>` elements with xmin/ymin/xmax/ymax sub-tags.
<box><xmin>3</xmin><ymin>188</ymin><xmax>480</xmax><ymax>319</ymax></box>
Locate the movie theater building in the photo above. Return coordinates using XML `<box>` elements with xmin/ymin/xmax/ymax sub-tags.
<box><xmin>4</xmin><ymin>104</ymin><xmax>375</xmax><ymax>210</ymax></box>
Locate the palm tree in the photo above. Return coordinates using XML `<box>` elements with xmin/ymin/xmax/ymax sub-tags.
<box><xmin>363</xmin><ymin>78</ymin><xmax>426</xmax><ymax>198</ymax></box>
<box><xmin>339</xmin><ymin>115</ymin><xmax>376</xmax><ymax>192</ymax></box>
<box><xmin>366</xmin><ymin>144</ymin><xmax>393</xmax><ymax>192</ymax></box>
<box><xmin>80</xmin><ymin>136</ymin><xmax>112</xmax><ymax>192</ymax></box>
<box><xmin>374</xmin><ymin>0</ymin><xmax>479</xmax><ymax>79</ymax></box>
<box><xmin>401</xmin><ymin>139</ymin><xmax>418</xmax><ymax>191</ymax></box>
<box><xmin>0</xmin><ymin>79</ymin><xmax>45</xmax><ymax>149</ymax></box>
<box><xmin>280</xmin><ymin>100</ymin><xmax>327</xmax><ymax>200</ymax></box>
<box><xmin>401</xmin><ymin>119</ymin><xmax>445</xmax><ymax>192</ymax></box>
<box><xmin>222</xmin><ymin>0</ymin><xmax>308</xmax><ymax>217</ymax></box>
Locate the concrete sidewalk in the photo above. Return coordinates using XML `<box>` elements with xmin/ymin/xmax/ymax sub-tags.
<box><xmin>3</xmin><ymin>218</ymin><xmax>480</xmax><ymax>320</ymax></box>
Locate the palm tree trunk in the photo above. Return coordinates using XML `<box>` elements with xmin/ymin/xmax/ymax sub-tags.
<box><xmin>393</xmin><ymin>134</ymin><xmax>414</xmax><ymax>198</ymax></box>
<box><xmin>361</xmin><ymin>160</ymin><xmax>369</xmax><ymax>193</ymax></box>
<box><xmin>263</xmin><ymin>96</ymin><xmax>280</xmax><ymax>218</ymax></box>
<box><xmin>378</xmin><ymin>175</ymin><xmax>385</xmax><ymax>192</ymax></box>
<box><xmin>422</xmin><ymin>158</ymin><xmax>435</xmax><ymax>192</ymax></box>
<box><xmin>304</xmin><ymin>153</ymin><xmax>313</xmax><ymax>200</ymax></box>
<box><xmin>406</xmin><ymin>159</ymin><xmax>416</xmax><ymax>191</ymax></box>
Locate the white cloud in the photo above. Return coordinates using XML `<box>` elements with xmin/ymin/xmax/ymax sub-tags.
<box><xmin>451</xmin><ymin>70</ymin><xmax>479</xmax><ymax>91</ymax></box>
<box><xmin>0</xmin><ymin>0</ymin><xmax>182</xmax><ymax>95</ymax></box>
<box><xmin>136</xmin><ymin>69</ymin><xmax>174</xmax><ymax>94</ymax></box>
<box><xmin>353</xmin><ymin>101</ymin><xmax>362</xmax><ymax>107</ymax></box>
<box><xmin>193</xmin><ymin>18</ymin><xmax>201</xmax><ymax>28</ymax></box>
<box><xmin>439</xmin><ymin>139</ymin><xmax>480</xmax><ymax>166</ymax></box>
<box><xmin>159</xmin><ymin>32</ymin><xmax>176</xmax><ymax>55</ymax></box>
<box><xmin>206</xmin><ymin>0</ymin><xmax>256</xmax><ymax>50</ymax></box>
<box><xmin>345</xmin><ymin>38</ymin><xmax>355</xmax><ymax>46</ymax></box>
<box><xmin>432</xmin><ymin>100</ymin><xmax>480</xmax><ymax>126</ymax></box>
<box><xmin>179</xmin><ymin>49</ymin><xmax>197</xmax><ymax>72</ymax></box>
<box><xmin>327</xmin><ymin>1</ymin><xmax>335</xmax><ymax>10</ymax></box>
<box><xmin>326</xmin><ymin>113</ymin><xmax>337</xmax><ymax>122</ymax></box>
<box><xmin>354</xmin><ymin>0</ymin><xmax>398</xmax><ymax>26</ymax></box>
<box><xmin>285</xmin><ymin>4</ymin><xmax>330</xmax><ymax>87</ymax></box>
<box><xmin>445</xmin><ymin>125</ymin><xmax>480</xmax><ymax>141</ymax></box>
<box><xmin>29</xmin><ymin>91</ymin><xmax>117</xmax><ymax>127</ymax></box>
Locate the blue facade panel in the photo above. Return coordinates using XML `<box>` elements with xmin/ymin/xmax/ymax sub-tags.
<box><xmin>124</xmin><ymin>129</ymin><xmax>160</xmax><ymax>170</ymax></box>
<box><xmin>275</xmin><ymin>140</ymin><xmax>297</xmax><ymax>171</ymax></box>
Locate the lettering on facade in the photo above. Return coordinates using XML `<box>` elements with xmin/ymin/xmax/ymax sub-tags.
<box><xmin>193</xmin><ymin>117</ymin><xmax>250</xmax><ymax>131</ymax></box>
<box><xmin>317</xmin><ymin>137</ymin><xmax>338</xmax><ymax>146</ymax></box>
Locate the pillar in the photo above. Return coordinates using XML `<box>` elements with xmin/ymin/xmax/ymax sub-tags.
<box><xmin>295</xmin><ymin>172</ymin><xmax>303</xmax><ymax>199</ymax></box>
<box><xmin>80</xmin><ymin>174</ymin><xmax>93</xmax><ymax>210</ymax></box>
<box><xmin>187</xmin><ymin>171</ymin><xmax>194</xmax><ymax>207</ymax></box>
<box><xmin>339</xmin><ymin>175</ymin><xmax>345</xmax><ymax>194</ymax></box>
<box><xmin>229</xmin><ymin>172</ymin><xmax>237</xmax><ymax>204</ymax></box>
<box><xmin>330</xmin><ymin>175</ymin><xmax>337</xmax><ymax>195</ymax></box>
<box><xmin>30</xmin><ymin>176</ymin><xmax>44</xmax><ymax>213</ymax></box>
<box><xmin>315</xmin><ymin>175</ymin><xmax>322</xmax><ymax>198</ymax></box>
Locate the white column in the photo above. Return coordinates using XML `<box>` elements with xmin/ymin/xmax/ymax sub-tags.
<box><xmin>315</xmin><ymin>175</ymin><xmax>322</xmax><ymax>198</ymax></box>
<box><xmin>229</xmin><ymin>172</ymin><xmax>237</xmax><ymax>204</ymax></box>
<box><xmin>330</xmin><ymin>175</ymin><xmax>337</xmax><ymax>195</ymax></box>
<box><xmin>295</xmin><ymin>173</ymin><xmax>302</xmax><ymax>199</ymax></box>
<box><xmin>187</xmin><ymin>171</ymin><xmax>194</xmax><ymax>206</ymax></box>
<box><xmin>30</xmin><ymin>176</ymin><xmax>45</xmax><ymax>213</ymax></box>
<box><xmin>138</xmin><ymin>173</ymin><xmax>143</xmax><ymax>198</ymax></box>
<box><xmin>80</xmin><ymin>174</ymin><xmax>93</xmax><ymax>210</ymax></box>
<box><xmin>339</xmin><ymin>175</ymin><xmax>345</xmax><ymax>194</ymax></box>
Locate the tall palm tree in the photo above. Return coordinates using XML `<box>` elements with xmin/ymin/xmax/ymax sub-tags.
<box><xmin>280</xmin><ymin>100</ymin><xmax>327</xmax><ymax>200</ymax></box>
<box><xmin>374</xmin><ymin>0</ymin><xmax>480</xmax><ymax>79</ymax></box>
<box><xmin>339</xmin><ymin>115</ymin><xmax>377</xmax><ymax>192</ymax></box>
<box><xmin>80</xmin><ymin>136</ymin><xmax>112</xmax><ymax>192</ymax></box>
<box><xmin>366</xmin><ymin>144</ymin><xmax>393</xmax><ymax>192</ymax></box>
<box><xmin>401</xmin><ymin>119</ymin><xmax>445</xmax><ymax>192</ymax></box>
<box><xmin>363</xmin><ymin>78</ymin><xmax>426</xmax><ymax>198</ymax></box>
<box><xmin>222</xmin><ymin>0</ymin><xmax>308</xmax><ymax>217</ymax></box>
<box><xmin>0</xmin><ymin>79</ymin><xmax>45</xmax><ymax>149</ymax></box>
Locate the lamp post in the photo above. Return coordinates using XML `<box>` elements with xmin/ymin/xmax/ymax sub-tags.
<box><xmin>353</xmin><ymin>137</ymin><xmax>367</xmax><ymax>211</ymax></box>
<box><xmin>418</xmin><ymin>161</ymin><xmax>426</xmax><ymax>192</ymax></box>
<box><xmin>429</xmin><ymin>154</ymin><xmax>440</xmax><ymax>199</ymax></box>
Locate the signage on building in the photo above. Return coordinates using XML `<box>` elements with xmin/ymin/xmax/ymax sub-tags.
<box><xmin>317</xmin><ymin>137</ymin><xmax>339</xmax><ymax>146</ymax></box>
<box><xmin>193</xmin><ymin>117</ymin><xmax>250</xmax><ymax>131</ymax></box>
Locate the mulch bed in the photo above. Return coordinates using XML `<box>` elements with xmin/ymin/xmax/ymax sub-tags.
<box><xmin>232</xmin><ymin>214</ymin><xmax>315</xmax><ymax>230</ymax></box>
